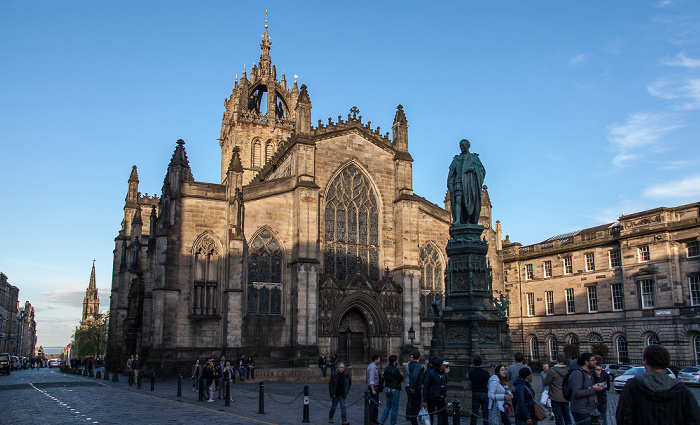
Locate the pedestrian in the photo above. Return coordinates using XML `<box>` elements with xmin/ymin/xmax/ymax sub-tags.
<box><xmin>407</xmin><ymin>351</ymin><xmax>425</xmax><ymax>425</ymax></box>
<box><xmin>507</xmin><ymin>352</ymin><xmax>531</xmax><ymax>384</ymax></box>
<box><xmin>379</xmin><ymin>354</ymin><xmax>403</xmax><ymax>425</ymax></box>
<box><xmin>404</xmin><ymin>353</ymin><xmax>414</xmax><ymax>421</ymax></box>
<box><xmin>328</xmin><ymin>362</ymin><xmax>351</xmax><ymax>425</ymax></box>
<box><xmin>319</xmin><ymin>353</ymin><xmax>328</xmax><ymax>377</ymax></box>
<box><xmin>246</xmin><ymin>356</ymin><xmax>255</xmax><ymax>380</ymax></box>
<box><xmin>569</xmin><ymin>352</ymin><xmax>604</xmax><ymax>425</ymax></box>
<box><xmin>592</xmin><ymin>356</ymin><xmax>609</xmax><ymax>425</ymax></box>
<box><xmin>236</xmin><ymin>354</ymin><xmax>246</xmax><ymax>381</ymax></box>
<box><xmin>544</xmin><ymin>353</ymin><xmax>571</xmax><ymax>425</ymax></box>
<box><xmin>330</xmin><ymin>354</ymin><xmax>338</xmax><ymax>374</ymax></box>
<box><xmin>540</xmin><ymin>363</ymin><xmax>552</xmax><ymax>418</ymax></box>
<box><xmin>422</xmin><ymin>357</ymin><xmax>449</xmax><ymax>425</ymax></box>
<box><xmin>222</xmin><ymin>360</ymin><xmax>235</xmax><ymax>403</ymax></box>
<box><xmin>203</xmin><ymin>359</ymin><xmax>218</xmax><ymax>402</ymax></box>
<box><xmin>126</xmin><ymin>354</ymin><xmax>134</xmax><ymax>378</ymax></box>
<box><xmin>488</xmin><ymin>364</ymin><xmax>513</xmax><ymax>425</ymax></box>
<box><xmin>616</xmin><ymin>344</ymin><xmax>700</xmax><ymax>425</ymax></box>
<box><xmin>217</xmin><ymin>355</ymin><xmax>226</xmax><ymax>400</ymax></box>
<box><xmin>132</xmin><ymin>354</ymin><xmax>141</xmax><ymax>383</ymax></box>
<box><xmin>513</xmin><ymin>367</ymin><xmax>537</xmax><ymax>425</ymax></box>
<box><xmin>468</xmin><ymin>356</ymin><xmax>490</xmax><ymax>425</ymax></box>
<box><xmin>191</xmin><ymin>359</ymin><xmax>201</xmax><ymax>392</ymax></box>
<box><xmin>367</xmin><ymin>354</ymin><xmax>381</xmax><ymax>425</ymax></box>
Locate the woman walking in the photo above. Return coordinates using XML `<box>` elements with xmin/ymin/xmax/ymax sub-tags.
<box><xmin>191</xmin><ymin>359</ymin><xmax>201</xmax><ymax>392</ymax></box>
<box><xmin>222</xmin><ymin>360</ymin><xmax>235</xmax><ymax>403</ymax></box>
<box><xmin>488</xmin><ymin>364</ymin><xmax>513</xmax><ymax>425</ymax></box>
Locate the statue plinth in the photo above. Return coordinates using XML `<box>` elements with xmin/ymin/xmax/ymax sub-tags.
<box><xmin>430</xmin><ymin>223</ymin><xmax>513</xmax><ymax>397</ymax></box>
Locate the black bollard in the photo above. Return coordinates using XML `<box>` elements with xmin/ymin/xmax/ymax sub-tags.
<box><xmin>83</xmin><ymin>369</ymin><xmax>88</xmax><ymax>376</ymax></box>
<box><xmin>452</xmin><ymin>398</ymin><xmax>461</xmax><ymax>425</ymax></box>
<box><xmin>198</xmin><ymin>377</ymin><xmax>204</xmax><ymax>402</ymax></box>
<box><xmin>95</xmin><ymin>371</ymin><xmax>102</xmax><ymax>379</ymax></box>
<box><xmin>89</xmin><ymin>369</ymin><xmax>94</xmax><ymax>377</ymax></box>
<box><xmin>225</xmin><ymin>380</ymin><xmax>231</xmax><ymax>407</ymax></box>
<box><xmin>302</xmin><ymin>384</ymin><xmax>310</xmax><ymax>423</ymax></box>
<box><xmin>590</xmin><ymin>408</ymin><xmax>602</xmax><ymax>425</ymax></box>
<box><xmin>364</xmin><ymin>390</ymin><xmax>371</xmax><ymax>425</ymax></box>
<box><xmin>103</xmin><ymin>370</ymin><xmax>109</xmax><ymax>381</ymax></box>
<box><xmin>137</xmin><ymin>372</ymin><xmax>142</xmax><ymax>389</ymax></box>
<box><xmin>177</xmin><ymin>374</ymin><xmax>182</xmax><ymax>397</ymax></box>
<box><xmin>258</xmin><ymin>381</ymin><xmax>265</xmax><ymax>414</ymax></box>
<box><xmin>112</xmin><ymin>371</ymin><xmax>119</xmax><ymax>382</ymax></box>
<box><xmin>150</xmin><ymin>370</ymin><xmax>155</xmax><ymax>392</ymax></box>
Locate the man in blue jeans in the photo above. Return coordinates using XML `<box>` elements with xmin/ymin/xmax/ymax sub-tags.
<box><xmin>378</xmin><ymin>354</ymin><xmax>404</xmax><ymax>425</ymax></box>
<box><xmin>467</xmin><ymin>356</ymin><xmax>490</xmax><ymax>425</ymax></box>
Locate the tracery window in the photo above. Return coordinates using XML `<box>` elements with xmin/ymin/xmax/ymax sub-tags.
<box><xmin>193</xmin><ymin>235</ymin><xmax>220</xmax><ymax>316</ymax></box>
<box><xmin>252</xmin><ymin>140</ymin><xmax>262</xmax><ymax>168</ymax></box>
<box><xmin>247</xmin><ymin>229</ymin><xmax>282</xmax><ymax>315</ymax></box>
<box><xmin>419</xmin><ymin>243</ymin><xmax>444</xmax><ymax>319</ymax></box>
<box><xmin>646</xmin><ymin>333</ymin><xmax>660</xmax><ymax>346</ymax></box>
<box><xmin>265</xmin><ymin>140</ymin><xmax>274</xmax><ymax>162</ymax></box>
<box><xmin>324</xmin><ymin>164</ymin><xmax>380</xmax><ymax>281</ymax></box>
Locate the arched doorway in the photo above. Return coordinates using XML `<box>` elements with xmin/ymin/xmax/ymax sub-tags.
<box><xmin>339</xmin><ymin>309</ymin><xmax>368</xmax><ymax>364</ymax></box>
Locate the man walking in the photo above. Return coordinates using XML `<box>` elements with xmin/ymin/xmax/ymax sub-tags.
<box><xmin>616</xmin><ymin>345</ymin><xmax>700</xmax><ymax>425</ymax></box>
<box><xmin>217</xmin><ymin>355</ymin><xmax>226</xmax><ymax>400</ymax></box>
<box><xmin>367</xmin><ymin>354</ymin><xmax>381</xmax><ymax>425</ymax></box>
<box><xmin>379</xmin><ymin>354</ymin><xmax>403</xmax><ymax>425</ymax></box>
<box><xmin>544</xmin><ymin>353</ymin><xmax>571</xmax><ymax>425</ymax></box>
<box><xmin>407</xmin><ymin>351</ymin><xmax>425</xmax><ymax>425</ymax></box>
<box><xmin>467</xmin><ymin>356</ymin><xmax>490</xmax><ymax>425</ymax></box>
<box><xmin>423</xmin><ymin>357</ymin><xmax>449</xmax><ymax>425</ymax></box>
<box><xmin>132</xmin><ymin>354</ymin><xmax>141</xmax><ymax>384</ymax></box>
<box><xmin>405</xmin><ymin>353</ymin><xmax>414</xmax><ymax>421</ymax></box>
<box><xmin>328</xmin><ymin>362</ymin><xmax>351</xmax><ymax>425</ymax></box>
<box><xmin>569</xmin><ymin>352</ymin><xmax>603</xmax><ymax>425</ymax></box>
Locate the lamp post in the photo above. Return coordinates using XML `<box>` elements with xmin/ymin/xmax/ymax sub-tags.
<box><xmin>408</xmin><ymin>325</ymin><xmax>416</xmax><ymax>348</ymax></box>
<box><xmin>345</xmin><ymin>326</ymin><xmax>352</xmax><ymax>366</ymax></box>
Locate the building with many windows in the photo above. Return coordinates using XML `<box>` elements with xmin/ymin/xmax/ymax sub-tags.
<box><xmin>0</xmin><ymin>272</ymin><xmax>19</xmax><ymax>354</ymax></box>
<box><xmin>504</xmin><ymin>202</ymin><xmax>700</xmax><ymax>366</ymax></box>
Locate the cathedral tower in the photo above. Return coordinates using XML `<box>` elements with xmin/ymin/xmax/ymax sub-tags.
<box><xmin>218</xmin><ymin>18</ymin><xmax>308</xmax><ymax>184</ymax></box>
<box><xmin>82</xmin><ymin>261</ymin><xmax>100</xmax><ymax>322</ymax></box>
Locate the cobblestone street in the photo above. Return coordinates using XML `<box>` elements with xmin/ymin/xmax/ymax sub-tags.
<box><xmin>3</xmin><ymin>368</ymin><xmax>700</xmax><ymax>424</ymax></box>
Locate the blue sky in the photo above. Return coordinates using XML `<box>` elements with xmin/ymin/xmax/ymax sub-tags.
<box><xmin>1</xmin><ymin>1</ymin><xmax>699</xmax><ymax>348</ymax></box>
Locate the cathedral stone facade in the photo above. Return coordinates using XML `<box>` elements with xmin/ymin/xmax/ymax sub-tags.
<box><xmin>105</xmin><ymin>27</ymin><xmax>503</xmax><ymax>373</ymax></box>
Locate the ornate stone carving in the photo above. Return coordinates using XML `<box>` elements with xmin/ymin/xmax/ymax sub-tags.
<box><xmin>478</xmin><ymin>323</ymin><xmax>499</xmax><ymax>345</ymax></box>
<box><xmin>446</xmin><ymin>324</ymin><xmax>470</xmax><ymax>344</ymax></box>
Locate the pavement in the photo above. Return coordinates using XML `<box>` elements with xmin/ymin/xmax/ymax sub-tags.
<box><xmin>2</xmin><ymin>367</ymin><xmax>699</xmax><ymax>424</ymax></box>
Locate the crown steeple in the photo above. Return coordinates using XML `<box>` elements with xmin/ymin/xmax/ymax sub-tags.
<box><xmin>82</xmin><ymin>261</ymin><xmax>100</xmax><ymax>322</ymax></box>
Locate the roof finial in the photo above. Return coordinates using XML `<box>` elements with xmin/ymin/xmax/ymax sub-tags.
<box><xmin>265</xmin><ymin>9</ymin><xmax>268</xmax><ymax>29</ymax></box>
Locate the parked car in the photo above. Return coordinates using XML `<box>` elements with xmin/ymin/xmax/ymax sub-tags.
<box><xmin>613</xmin><ymin>366</ymin><xmax>676</xmax><ymax>393</ymax></box>
<box><xmin>0</xmin><ymin>353</ymin><xmax>10</xmax><ymax>375</ymax></box>
<box><xmin>677</xmin><ymin>366</ymin><xmax>700</xmax><ymax>385</ymax></box>
<box><xmin>48</xmin><ymin>359</ymin><xmax>61</xmax><ymax>368</ymax></box>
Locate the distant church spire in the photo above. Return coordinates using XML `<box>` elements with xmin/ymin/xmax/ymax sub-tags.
<box><xmin>82</xmin><ymin>261</ymin><xmax>100</xmax><ymax>322</ymax></box>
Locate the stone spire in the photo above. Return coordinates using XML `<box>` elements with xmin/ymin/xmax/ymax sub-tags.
<box><xmin>165</xmin><ymin>139</ymin><xmax>194</xmax><ymax>193</ymax></box>
<box><xmin>392</xmin><ymin>104</ymin><xmax>409</xmax><ymax>152</ymax></box>
<box><xmin>259</xmin><ymin>12</ymin><xmax>272</xmax><ymax>70</ymax></box>
<box><xmin>126</xmin><ymin>165</ymin><xmax>139</xmax><ymax>206</ymax></box>
<box><xmin>228</xmin><ymin>146</ymin><xmax>244</xmax><ymax>173</ymax></box>
<box><xmin>82</xmin><ymin>261</ymin><xmax>100</xmax><ymax>322</ymax></box>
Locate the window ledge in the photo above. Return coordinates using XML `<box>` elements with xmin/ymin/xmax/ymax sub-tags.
<box><xmin>189</xmin><ymin>314</ymin><xmax>221</xmax><ymax>320</ymax></box>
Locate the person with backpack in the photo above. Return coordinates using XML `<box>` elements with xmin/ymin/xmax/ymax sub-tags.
<box><xmin>567</xmin><ymin>352</ymin><xmax>603</xmax><ymax>425</ymax></box>
<box><xmin>513</xmin><ymin>367</ymin><xmax>537</xmax><ymax>425</ymax></box>
<box><xmin>422</xmin><ymin>357</ymin><xmax>449</xmax><ymax>425</ymax></box>
<box><xmin>544</xmin><ymin>353</ymin><xmax>571</xmax><ymax>425</ymax></box>
<box><xmin>378</xmin><ymin>354</ymin><xmax>404</xmax><ymax>425</ymax></box>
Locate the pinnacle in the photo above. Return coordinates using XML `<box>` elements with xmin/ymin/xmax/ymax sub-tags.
<box><xmin>129</xmin><ymin>165</ymin><xmax>139</xmax><ymax>182</ymax></box>
<box><xmin>228</xmin><ymin>146</ymin><xmax>244</xmax><ymax>173</ymax></box>
<box><xmin>393</xmin><ymin>104</ymin><xmax>407</xmax><ymax>125</ymax></box>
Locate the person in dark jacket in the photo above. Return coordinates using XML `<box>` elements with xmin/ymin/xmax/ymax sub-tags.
<box><xmin>468</xmin><ymin>356</ymin><xmax>491</xmax><ymax>425</ymax></box>
<box><xmin>407</xmin><ymin>351</ymin><xmax>425</xmax><ymax>425</ymax></box>
<box><xmin>379</xmin><ymin>354</ymin><xmax>404</xmax><ymax>425</ymax></box>
<box><xmin>592</xmin><ymin>355</ymin><xmax>610</xmax><ymax>425</ymax></box>
<box><xmin>616</xmin><ymin>344</ymin><xmax>700</xmax><ymax>425</ymax></box>
<box><xmin>513</xmin><ymin>367</ymin><xmax>537</xmax><ymax>425</ymax></box>
<box><xmin>422</xmin><ymin>357</ymin><xmax>449</xmax><ymax>425</ymax></box>
<box><xmin>319</xmin><ymin>353</ymin><xmax>328</xmax><ymax>377</ymax></box>
<box><xmin>544</xmin><ymin>353</ymin><xmax>571</xmax><ymax>425</ymax></box>
<box><xmin>328</xmin><ymin>362</ymin><xmax>352</xmax><ymax>425</ymax></box>
<box><xmin>569</xmin><ymin>352</ymin><xmax>603</xmax><ymax>424</ymax></box>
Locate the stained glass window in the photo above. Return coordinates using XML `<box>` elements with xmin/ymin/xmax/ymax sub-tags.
<box><xmin>324</xmin><ymin>164</ymin><xmax>380</xmax><ymax>280</ymax></box>
<box><xmin>420</xmin><ymin>244</ymin><xmax>444</xmax><ymax>319</ymax></box>
<box><xmin>193</xmin><ymin>234</ymin><xmax>220</xmax><ymax>316</ymax></box>
<box><xmin>247</xmin><ymin>229</ymin><xmax>283</xmax><ymax>315</ymax></box>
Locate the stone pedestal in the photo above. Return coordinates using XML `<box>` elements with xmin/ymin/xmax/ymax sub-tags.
<box><xmin>430</xmin><ymin>224</ymin><xmax>513</xmax><ymax>395</ymax></box>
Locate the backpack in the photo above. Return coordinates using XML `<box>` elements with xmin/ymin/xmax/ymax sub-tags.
<box><xmin>562</xmin><ymin>369</ymin><xmax>582</xmax><ymax>401</ymax></box>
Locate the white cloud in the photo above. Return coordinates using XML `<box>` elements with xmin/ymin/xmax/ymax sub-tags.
<box><xmin>569</xmin><ymin>53</ymin><xmax>588</xmax><ymax>67</ymax></box>
<box><xmin>40</xmin><ymin>287</ymin><xmax>86</xmax><ymax>307</ymax></box>
<box><xmin>655</xmin><ymin>0</ymin><xmax>672</xmax><ymax>7</ymax></box>
<box><xmin>644</xmin><ymin>174</ymin><xmax>700</xmax><ymax>198</ymax></box>
<box><xmin>664</xmin><ymin>52</ymin><xmax>700</xmax><ymax>68</ymax></box>
<box><xmin>606</xmin><ymin>112</ymin><xmax>683</xmax><ymax>166</ymax></box>
<box><xmin>648</xmin><ymin>78</ymin><xmax>700</xmax><ymax>110</ymax></box>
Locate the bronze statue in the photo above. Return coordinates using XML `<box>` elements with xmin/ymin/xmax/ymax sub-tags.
<box><xmin>493</xmin><ymin>291</ymin><xmax>510</xmax><ymax>318</ymax></box>
<box><xmin>447</xmin><ymin>139</ymin><xmax>486</xmax><ymax>225</ymax></box>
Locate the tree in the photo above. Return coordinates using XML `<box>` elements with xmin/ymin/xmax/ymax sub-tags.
<box><xmin>591</xmin><ymin>343</ymin><xmax>609</xmax><ymax>361</ymax></box>
<box><xmin>72</xmin><ymin>312</ymin><xmax>108</xmax><ymax>358</ymax></box>
<box><xmin>563</xmin><ymin>343</ymin><xmax>579</xmax><ymax>360</ymax></box>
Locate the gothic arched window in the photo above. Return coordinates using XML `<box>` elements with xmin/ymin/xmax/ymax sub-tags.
<box><xmin>265</xmin><ymin>140</ymin><xmax>274</xmax><ymax>162</ymax></box>
<box><xmin>193</xmin><ymin>234</ymin><xmax>220</xmax><ymax>316</ymax></box>
<box><xmin>247</xmin><ymin>229</ymin><xmax>282</xmax><ymax>315</ymax></box>
<box><xmin>324</xmin><ymin>164</ymin><xmax>380</xmax><ymax>281</ymax></box>
<box><xmin>252</xmin><ymin>140</ymin><xmax>262</xmax><ymax>168</ymax></box>
<box><xmin>419</xmin><ymin>243</ymin><xmax>444</xmax><ymax>319</ymax></box>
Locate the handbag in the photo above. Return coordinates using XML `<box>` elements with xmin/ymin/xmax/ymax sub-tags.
<box><xmin>533</xmin><ymin>401</ymin><xmax>548</xmax><ymax>421</ymax></box>
<box><xmin>540</xmin><ymin>388</ymin><xmax>549</xmax><ymax>405</ymax></box>
<box><xmin>417</xmin><ymin>406</ymin><xmax>431</xmax><ymax>425</ymax></box>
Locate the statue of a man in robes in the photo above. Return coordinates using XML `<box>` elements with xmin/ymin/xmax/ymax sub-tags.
<box><xmin>447</xmin><ymin>139</ymin><xmax>486</xmax><ymax>225</ymax></box>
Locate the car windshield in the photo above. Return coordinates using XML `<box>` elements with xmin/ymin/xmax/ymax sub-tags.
<box><xmin>680</xmin><ymin>367</ymin><xmax>699</xmax><ymax>373</ymax></box>
<box><xmin>622</xmin><ymin>368</ymin><xmax>645</xmax><ymax>376</ymax></box>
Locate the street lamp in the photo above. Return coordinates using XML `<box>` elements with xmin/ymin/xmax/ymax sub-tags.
<box><xmin>408</xmin><ymin>325</ymin><xmax>416</xmax><ymax>347</ymax></box>
<box><xmin>345</xmin><ymin>326</ymin><xmax>352</xmax><ymax>366</ymax></box>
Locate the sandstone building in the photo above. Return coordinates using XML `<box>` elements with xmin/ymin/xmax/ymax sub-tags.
<box><xmin>0</xmin><ymin>272</ymin><xmax>19</xmax><ymax>353</ymax></box>
<box><xmin>105</xmin><ymin>26</ymin><xmax>507</xmax><ymax>372</ymax></box>
<box><xmin>503</xmin><ymin>202</ymin><xmax>700</xmax><ymax>366</ymax></box>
